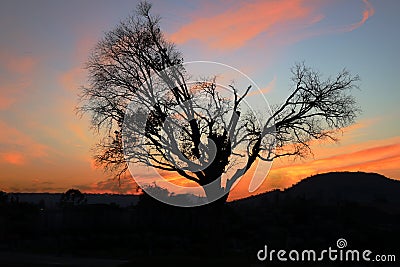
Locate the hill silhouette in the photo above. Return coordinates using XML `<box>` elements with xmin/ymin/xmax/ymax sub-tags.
<box><xmin>233</xmin><ymin>171</ymin><xmax>400</xmax><ymax>209</ymax></box>
<box><xmin>1</xmin><ymin>171</ymin><xmax>399</xmax><ymax>266</ymax></box>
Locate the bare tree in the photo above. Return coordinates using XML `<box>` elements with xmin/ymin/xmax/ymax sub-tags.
<box><xmin>77</xmin><ymin>2</ymin><xmax>360</xmax><ymax>205</ymax></box>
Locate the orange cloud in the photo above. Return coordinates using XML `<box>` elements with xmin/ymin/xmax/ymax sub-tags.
<box><xmin>0</xmin><ymin>51</ymin><xmax>36</xmax><ymax>110</ymax></box>
<box><xmin>0</xmin><ymin>78</ymin><xmax>32</xmax><ymax>107</ymax></box>
<box><xmin>155</xmin><ymin>170</ymin><xmax>200</xmax><ymax>188</ymax></box>
<box><xmin>1</xmin><ymin>152</ymin><xmax>25</xmax><ymax>165</ymax></box>
<box><xmin>0</xmin><ymin>81</ymin><xmax>31</xmax><ymax>111</ymax></box>
<box><xmin>274</xmin><ymin>142</ymin><xmax>400</xmax><ymax>174</ymax></box>
<box><xmin>0</xmin><ymin>96</ymin><xmax>15</xmax><ymax>110</ymax></box>
<box><xmin>345</xmin><ymin>0</ymin><xmax>375</xmax><ymax>32</ymax></box>
<box><xmin>0</xmin><ymin>120</ymin><xmax>49</xmax><ymax>163</ymax></box>
<box><xmin>0</xmin><ymin>52</ymin><xmax>36</xmax><ymax>74</ymax></box>
<box><xmin>238</xmin><ymin>137</ymin><xmax>400</xmax><ymax>198</ymax></box>
<box><xmin>170</xmin><ymin>0</ymin><xmax>314</xmax><ymax>50</ymax></box>
<box><xmin>10</xmin><ymin>56</ymin><xmax>35</xmax><ymax>73</ymax></box>
<box><xmin>247</xmin><ymin>76</ymin><xmax>276</xmax><ymax>97</ymax></box>
<box><xmin>58</xmin><ymin>35</ymin><xmax>95</xmax><ymax>92</ymax></box>
<box><xmin>226</xmin><ymin>116</ymin><xmax>397</xmax><ymax>200</ymax></box>
<box><xmin>59</xmin><ymin>66</ymin><xmax>86</xmax><ymax>92</ymax></box>
<box><xmin>169</xmin><ymin>0</ymin><xmax>375</xmax><ymax>55</ymax></box>
<box><xmin>65</xmin><ymin>119</ymin><xmax>93</xmax><ymax>144</ymax></box>
<box><xmin>74</xmin><ymin>176</ymin><xmax>139</xmax><ymax>195</ymax></box>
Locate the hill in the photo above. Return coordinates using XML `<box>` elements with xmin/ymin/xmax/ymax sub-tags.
<box><xmin>285</xmin><ymin>171</ymin><xmax>400</xmax><ymax>203</ymax></box>
<box><xmin>1</xmin><ymin>171</ymin><xmax>399</xmax><ymax>266</ymax></box>
<box><xmin>232</xmin><ymin>171</ymin><xmax>400</xmax><ymax>209</ymax></box>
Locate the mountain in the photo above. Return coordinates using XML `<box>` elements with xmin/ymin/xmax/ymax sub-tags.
<box><xmin>284</xmin><ymin>171</ymin><xmax>400</xmax><ymax>204</ymax></box>
<box><xmin>232</xmin><ymin>171</ymin><xmax>400</xmax><ymax>208</ymax></box>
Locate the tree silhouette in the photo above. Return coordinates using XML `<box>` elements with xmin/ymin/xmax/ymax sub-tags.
<box><xmin>78</xmin><ymin>1</ymin><xmax>360</xmax><ymax>205</ymax></box>
<box><xmin>60</xmin><ymin>189</ymin><xmax>87</xmax><ymax>207</ymax></box>
<box><xmin>0</xmin><ymin>190</ymin><xmax>8</xmax><ymax>204</ymax></box>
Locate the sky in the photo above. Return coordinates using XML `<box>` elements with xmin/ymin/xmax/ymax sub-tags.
<box><xmin>0</xmin><ymin>0</ymin><xmax>399</xmax><ymax>200</ymax></box>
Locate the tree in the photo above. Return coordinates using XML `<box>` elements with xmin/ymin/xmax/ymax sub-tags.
<box><xmin>0</xmin><ymin>190</ymin><xmax>8</xmax><ymax>204</ymax></box>
<box><xmin>78</xmin><ymin>1</ymin><xmax>360</xmax><ymax>205</ymax></box>
<box><xmin>60</xmin><ymin>189</ymin><xmax>87</xmax><ymax>207</ymax></box>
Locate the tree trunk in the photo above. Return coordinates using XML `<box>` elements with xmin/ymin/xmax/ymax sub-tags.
<box><xmin>198</xmin><ymin>180</ymin><xmax>228</xmax><ymax>257</ymax></box>
<box><xmin>201</xmin><ymin>176</ymin><xmax>229</xmax><ymax>207</ymax></box>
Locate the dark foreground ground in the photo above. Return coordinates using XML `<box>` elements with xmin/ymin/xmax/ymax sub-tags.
<box><xmin>0</xmin><ymin>172</ymin><xmax>399</xmax><ymax>266</ymax></box>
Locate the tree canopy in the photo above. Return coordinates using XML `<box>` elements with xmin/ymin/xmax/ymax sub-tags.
<box><xmin>78</xmin><ymin>1</ymin><xmax>360</xmax><ymax>206</ymax></box>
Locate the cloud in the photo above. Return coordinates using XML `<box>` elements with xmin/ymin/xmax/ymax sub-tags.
<box><xmin>1</xmin><ymin>152</ymin><xmax>25</xmax><ymax>165</ymax></box>
<box><xmin>250</xmin><ymin>137</ymin><xmax>400</xmax><ymax>195</ymax></box>
<box><xmin>301</xmin><ymin>142</ymin><xmax>399</xmax><ymax>172</ymax></box>
<box><xmin>294</xmin><ymin>0</ymin><xmax>375</xmax><ymax>40</ymax></box>
<box><xmin>5</xmin><ymin>179</ymin><xmax>62</xmax><ymax>193</ymax></box>
<box><xmin>329</xmin><ymin>143</ymin><xmax>400</xmax><ymax>173</ymax></box>
<box><xmin>169</xmin><ymin>0</ymin><xmax>374</xmax><ymax>56</ymax></box>
<box><xmin>0</xmin><ymin>96</ymin><xmax>15</xmax><ymax>110</ymax></box>
<box><xmin>170</xmin><ymin>0</ymin><xmax>314</xmax><ymax>50</ymax></box>
<box><xmin>74</xmin><ymin>176</ymin><xmax>139</xmax><ymax>194</ymax></box>
<box><xmin>0</xmin><ymin>52</ymin><xmax>36</xmax><ymax>110</ymax></box>
<box><xmin>59</xmin><ymin>66</ymin><xmax>86</xmax><ymax>92</ymax></box>
<box><xmin>0</xmin><ymin>120</ymin><xmax>49</xmax><ymax>165</ymax></box>
<box><xmin>227</xmin><ymin>118</ymin><xmax>396</xmax><ymax>200</ymax></box>
<box><xmin>0</xmin><ymin>80</ymin><xmax>31</xmax><ymax>111</ymax></box>
<box><xmin>344</xmin><ymin>0</ymin><xmax>375</xmax><ymax>32</ymax></box>
<box><xmin>0</xmin><ymin>52</ymin><xmax>36</xmax><ymax>74</ymax></box>
<box><xmin>247</xmin><ymin>76</ymin><xmax>276</xmax><ymax>97</ymax></box>
<box><xmin>58</xmin><ymin>35</ymin><xmax>96</xmax><ymax>92</ymax></box>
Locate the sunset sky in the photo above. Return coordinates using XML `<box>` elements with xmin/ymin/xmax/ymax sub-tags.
<box><xmin>0</xmin><ymin>0</ymin><xmax>399</xmax><ymax>200</ymax></box>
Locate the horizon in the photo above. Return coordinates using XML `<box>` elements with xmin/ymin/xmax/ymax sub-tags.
<box><xmin>0</xmin><ymin>0</ymin><xmax>399</xmax><ymax>201</ymax></box>
<box><xmin>1</xmin><ymin>171</ymin><xmax>396</xmax><ymax>199</ymax></box>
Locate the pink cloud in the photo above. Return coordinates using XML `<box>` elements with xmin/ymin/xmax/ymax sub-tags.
<box><xmin>0</xmin><ymin>81</ymin><xmax>31</xmax><ymax>111</ymax></box>
<box><xmin>170</xmin><ymin>0</ymin><xmax>314</xmax><ymax>50</ymax></box>
<box><xmin>247</xmin><ymin>76</ymin><xmax>276</xmax><ymax>97</ymax></box>
<box><xmin>345</xmin><ymin>0</ymin><xmax>375</xmax><ymax>32</ymax></box>
<box><xmin>58</xmin><ymin>35</ymin><xmax>96</xmax><ymax>92</ymax></box>
<box><xmin>0</xmin><ymin>51</ymin><xmax>36</xmax><ymax>110</ymax></box>
<box><xmin>0</xmin><ymin>96</ymin><xmax>15</xmax><ymax>110</ymax></box>
<box><xmin>0</xmin><ymin>120</ymin><xmax>49</xmax><ymax>164</ymax></box>
<box><xmin>0</xmin><ymin>52</ymin><xmax>36</xmax><ymax>74</ymax></box>
<box><xmin>169</xmin><ymin>0</ymin><xmax>375</xmax><ymax>55</ymax></box>
<box><xmin>1</xmin><ymin>152</ymin><xmax>25</xmax><ymax>165</ymax></box>
<box><xmin>75</xmin><ymin>176</ymin><xmax>139</xmax><ymax>195</ymax></box>
<box><xmin>59</xmin><ymin>66</ymin><xmax>86</xmax><ymax>92</ymax></box>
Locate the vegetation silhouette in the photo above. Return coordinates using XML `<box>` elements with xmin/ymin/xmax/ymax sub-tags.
<box><xmin>77</xmin><ymin>1</ymin><xmax>361</xmax><ymax>204</ymax></box>
<box><xmin>0</xmin><ymin>172</ymin><xmax>399</xmax><ymax>266</ymax></box>
<box><xmin>60</xmin><ymin>189</ymin><xmax>87</xmax><ymax>208</ymax></box>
